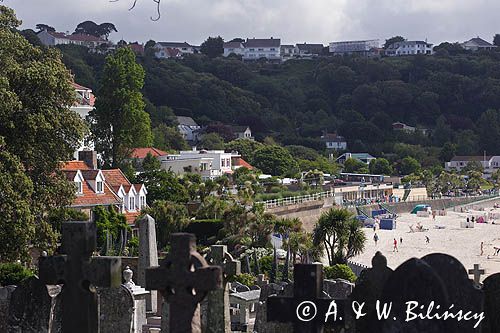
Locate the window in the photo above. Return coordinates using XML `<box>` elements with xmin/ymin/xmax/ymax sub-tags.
<box><xmin>96</xmin><ymin>181</ymin><xmax>103</xmax><ymax>193</ymax></box>
<box><xmin>249</xmin><ymin>48</ymin><xmax>255</xmax><ymax>51</ymax></box>
<box><xmin>129</xmin><ymin>197</ymin><xmax>135</xmax><ymax>211</ymax></box>
<box><xmin>140</xmin><ymin>196</ymin><xmax>146</xmax><ymax>209</ymax></box>
<box><xmin>258</xmin><ymin>48</ymin><xmax>264</xmax><ymax>51</ymax></box>
<box><xmin>270</xmin><ymin>48</ymin><xmax>276</xmax><ymax>51</ymax></box>
<box><xmin>75</xmin><ymin>181</ymin><xmax>83</xmax><ymax>194</ymax></box>
<box><xmin>221</xmin><ymin>159</ymin><xmax>225</xmax><ymax>167</ymax></box>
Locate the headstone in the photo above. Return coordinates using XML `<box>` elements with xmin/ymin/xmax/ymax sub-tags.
<box><xmin>254</xmin><ymin>282</ymin><xmax>286</xmax><ymax>333</ymax></box>
<box><xmin>203</xmin><ymin>245</ymin><xmax>240</xmax><ymax>333</ymax></box>
<box><xmin>482</xmin><ymin>273</ymin><xmax>500</xmax><ymax>333</ymax></box>
<box><xmin>231</xmin><ymin>282</ymin><xmax>250</xmax><ymax>293</ymax></box>
<box><xmin>145</xmin><ymin>233</ymin><xmax>222</xmax><ymax>333</ymax></box>
<box><xmin>468</xmin><ymin>264</ymin><xmax>485</xmax><ymax>286</ymax></box>
<box><xmin>229</xmin><ymin>290</ymin><xmax>261</xmax><ymax>333</ymax></box>
<box><xmin>123</xmin><ymin>266</ymin><xmax>150</xmax><ymax>333</ymax></box>
<box><xmin>39</xmin><ymin>221</ymin><xmax>122</xmax><ymax>333</ymax></box>
<box><xmin>256</xmin><ymin>274</ymin><xmax>269</xmax><ymax>288</ymax></box>
<box><xmin>138</xmin><ymin>214</ymin><xmax>159</xmax><ymax>313</ymax></box>
<box><xmin>323</xmin><ymin>278</ymin><xmax>354</xmax><ymax>299</ymax></box>
<box><xmin>378</xmin><ymin>258</ymin><xmax>453</xmax><ymax>332</ymax></box>
<box><xmin>267</xmin><ymin>264</ymin><xmax>342</xmax><ymax>333</ymax></box>
<box><xmin>0</xmin><ymin>285</ymin><xmax>16</xmax><ymax>332</ymax></box>
<box><xmin>349</xmin><ymin>251</ymin><xmax>393</xmax><ymax>333</ymax></box>
<box><xmin>7</xmin><ymin>276</ymin><xmax>61</xmax><ymax>333</ymax></box>
<box><xmin>98</xmin><ymin>285</ymin><xmax>134</xmax><ymax>333</ymax></box>
<box><xmin>422</xmin><ymin>253</ymin><xmax>483</xmax><ymax>332</ymax></box>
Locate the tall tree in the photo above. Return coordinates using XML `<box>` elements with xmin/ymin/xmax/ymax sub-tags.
<box><xmin>35</xmin><ymin>23</ymin><xmax>55</xmax><ymax>32</ymax></box>
<box><xmin>74</xmin><ymin>21</ymin><xmax>117</xmax><ymax>39</ymax></box>
<box><xmin>384</xmin><ymin>36</ymin><xmax>405</xmax><ymax>49</ymax></box>
<box><xmin>200</xmin><ymin>36</ymin><xmax>224</xmax><ymax>58</ymax></box>
<box><xmin>90</xmin><ymin>47</ymin><xmax>152</xmax><ymax>167</ymax></box>
<box><xmin>0</xmin><ymin>5</ymin><xmax>87</xmax><ymax>258</ymax></box>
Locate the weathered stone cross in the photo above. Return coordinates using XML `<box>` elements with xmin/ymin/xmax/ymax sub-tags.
<box><xmin>39</xmin><ymin>221</ymin><xmax>122</xmax><ymax>333</ymax></box>
<box><xmin>204</xmin><ymin>244</ymin><xmax>241</xmax><ymax>333</ymax></box>
<box><xmin>267</xmin><ymin>263</ymin><xmax>345</xmax><ymax>333</ymax></box>
<box><xmin>468</xmin><ymin>264</ymin><xmax>485</xmax><ymax>286</ymax></box>
<box><xmin>145</xmin><ymin>233</ymin><xmax>222</xmax><ymax>333</ymax></box>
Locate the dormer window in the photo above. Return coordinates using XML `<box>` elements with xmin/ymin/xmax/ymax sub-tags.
<box><xmin>140</xmin><ymin>196</ymin><xmax>146</xmax><ymax>209</ymax></box>
<box><xmin>96</xmin><ymin>181</ymin><xmax>104</xmax><ymax>193</ymax></box>
<box><xmin>75</xmin><ymin>181</ymin><xmax>83</xmax><ymax>194</ymax></box>
<box><xmin>129</xmin><ymin>197</ymin><xmax>135</xmax><ymax>211</ymax></box>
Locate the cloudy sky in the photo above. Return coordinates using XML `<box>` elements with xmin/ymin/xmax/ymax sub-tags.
<box><xmin>4</xmin><ymin>0</ymin><xmax>500</xmax><ymax>45</ymax></box>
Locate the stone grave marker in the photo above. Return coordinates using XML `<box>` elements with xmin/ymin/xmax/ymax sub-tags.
<box><xmin>137</xmin><ymin>214</ymin><xmax>159</xmax><ymax>313</ymax></box>
<box><xmin>0</xmin><ymin>285</ymin><xmax>16</xmax><ymax>332</ymax></box>
<box><xmin>468</xmin><ymin>264</ymin><xmax>485</xmax><ymax>287</ymax></box>
<box><xmin>229</xmin><ymin>289</ymin><xmax>261</xmax><ymax>332</ymax></box>
<box><xmin>122</xmin><ymin>266</ymin><xmax>149</xmax><ymax>333</ymax></box>
<box><xmin>253</xmin><ymin>282</ymin><xmax>286</xmax><ymax>333</ymax></box>
<box><xmin>203</xmin><ymin>244</ymin><xmax>240</xmax><ymax>333</ymax></box>
<box><xmin>38</xmin><ymin>221</ymin><xmax>122</xmax><ymax>333</ymax></box>
<box><xmin>422</xmin><ymin>253</ymin><xmax>484</xmax><ymax>332</ymax></box>
<box><xmin>267</xmin><ymin>264</ymin><xmax>343</xmax><ymax>333</ymax></box>
<box><xmin>7</xmin><ymin>276</ymin><xmax>61</xmax><ymax>333</ymax></box>
<box><xmin>481</xmin><ymin>273</ymin><xmax>500</xmax><ymax>333</ymax></box>
<box><xmin>98</xmin><ymin>285</ymin><xmax>134</xmax><ymax>333</ymax></box>
<box><xmin>378</xmin><ymin>257</ymin><xmax>453</xmax><ymax>332</ymax></box>
<box><xmin>145</xmin><ymin>233</ymin><xmax>222</xmax><ymax>333</ymax></box>
<box><xmin>349</xmin><ymin>251</ymin><xmax>393</xmax><ymax>333</ymax></box>
<box><xmin>323</xmin><ymin>278</ymin><xmax>354</xmax><ymax>299</ymax></box>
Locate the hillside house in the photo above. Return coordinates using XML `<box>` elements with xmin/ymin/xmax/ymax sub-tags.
<box><xmin>223</xmin><ymin>41</ymin><xmax>245</xmax><ymax>57</ymax></box>
<box><xmin>129</xmin><ymin>147</ymin><xmax>169</xmax><ymax>169</ymax></box>
<box><xmin>154</xmin><ymin>42</ymin><xmax>195</xmax><ymax>58</ymax></box>
<box><xmin>445</xmin><ymin>155</ymin><xmax>500</xmax><ymax>178</ymax></box>
<box><xmin>37</xmin><ymin>30</ymin><xmax>109</xmax><ymax>50</ymax></box>
<box><xmin>321</xmin><ymin>133</ymin><xmax>347</xmax><ymax>150</ymax></box>
<box><xmin>71</xmin><ymin>82</ymin><xmax>95</xmax><ymax>158</ymax></box>
<box><xmin>336</xmin><ymin>152</ymin><xmax>376</xmax><ymax>165</ymax></box>
<box><xmin>329</xmin><ymin>39</ymin><xmax>380</xmax><ymax>56</ymax></box>
<box><xmin>280</xmin><ymin>44</ymin><xmax>297</xmax><ymax>60</ymax></box>
<box><xmin>385</xmin><ymin>40</ymin><xmax>433</xmax><ymax>56</ymax></box>
<box><xmin>61</xmin><ymin>151</ymin><xmax>147</xmax><ymax>225</ymax></box>
<box><xmin>461</xmin><ymin>37</ymin><xmax>497</xmax><ymax>51</ymax></box>
<box><xmin>243</xmin><ymin>38</ymin><xmax>281</xmax><ymax>61</ymax></box>
<box><xmin>230</xmin><ymin>126</ymin><xmax>254</xmax><ymax>140</ymax></box>
<box><xmin>295</xmin><ymin>43</ymin><xmax>324</xmax><ymax>57</ymax></box>
<box><xmin>177</xmin><ymin>116</ymin><xmax>201</xmax><ymax>142</ymax></box>
<box><xmin>392</xmin><ymin>122</ymin><xmax>416</xmax><ymax>133</ymax></box>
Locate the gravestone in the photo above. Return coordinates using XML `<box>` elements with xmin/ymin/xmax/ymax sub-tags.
<box><xmin>422</xmin><ymin>253</ymin><xmax>484</xmax><ymax>332</ymax></box>
<box><xmin>7</xmin><ymin>276</ymin><xmax>61</xmax><ymax>333</ymax></box>
<box><xmin>137</xmin><ymin>214</ymin><xmax>158</xmax><ymax>313</ymax></box>
<box><xmin>323</xmin><ymin>278</ymin><xmax>354</xmax><ymax>299</ymax></box>
<box><xmin>482</xmin><ymin>273</ymin><xmax>500</xmax><ymax>333</ymax></box>
<box><xmin>231</xmin><ymin>282</ymin><xmax>250</xmax><ymax>293</ymax></box>
<box><xmin>0</xmin><ymin>285</ymin><xmax>16</xmax><ymax>332</ymax></box>
<box><xmin>468</xmin><ymin>264</ymin><xmax>485</xmax><ymax>287</ymax></box>
<box><xmin>123</xmin><ymin>266</ymin><xmax>149</xmax><ymax>333</ymax></box>
<box><xmin>256</xmin><ymin>274</ymin><xmax>269</xmax><ymax>288</ymax></box>
<box><xmin>39</xmin><ymin>221</ymin><xmax>122</xmax><ymax>333</ymax></box>
<box><xmin>145</xmin><ymin>233</ymin><xmax>222</xmax><ymax>333</ymax></box>
<box><xmin>254</xmin><ymin>283</ymin><xmax>287</xmax><ymax>333</ymax></box>
<box><xmin>267</xmin><ymin>264</ymin><xmax>342</xmax><ymax>333</ymax></box>
<box><xmin>203</xmin><ymin>245</ymin><xmax>240</xmax><ymax>333</ymax></box>
<box><xmin>98</xmin><ymin>285</ymin><xmax>134</xmax><ymax>333</ymax></box>
<box><xmin>378</xmin><ymin>258</ymin><xmax>453</xmax><ymax>332</ymax></box>
<box><xmin>229</xmin><ymin>290</ymin><xmax>261</xmax><ymax>332</ymax></box>
<box><xmin>349</xmin><ymin>251</ymin><xmax>393</xmax><ymax>333</ymax></box>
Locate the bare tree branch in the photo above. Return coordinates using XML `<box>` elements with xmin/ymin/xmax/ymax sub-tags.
<box><xmin>109</xmin><ymin>0</ymin><xmax>161</xmax><ymax>20</ymax></box>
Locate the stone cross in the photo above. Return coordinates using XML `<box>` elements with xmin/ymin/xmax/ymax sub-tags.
<box><xmin>137</xmin><ymin>214</ymin><xmax>159</xmax><ymax>313</ymax></box>
<box><xmin>267</xmin><ymin>264</ymin><xmax>343</xmax><ymax>333</ymax></box>
<box><xmin>145</xmin><ymin>233</ymin><xmax>222</xmax><ymax>333</ymax></box>
<box><xmin>468</xmin><ymin>264</ymin><xmax>485</xmax><ymax>286</ymax></box>
<box><xmin>38</xmin><ymin>221</ymin><xmax>122</xmax><ymax>333</ymax></box>
<box><xmin>203</xmin><ymin>245</ymin><xmax>241</xmax><ymax>333</ymax></box>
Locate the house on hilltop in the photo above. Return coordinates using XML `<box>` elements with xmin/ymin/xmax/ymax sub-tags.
<box><xmin>329</xmin><ymin>39</ymin><xmax>380</xmax><ymax>56</ymax></box>
<box><xmin>223</xmin><ymin>41</ymin><xmax>245</xmax><ymax>57</ymax></box>
<box><xmin>336</xmin><ymin>152</ymin><xmax>376</xmax><ymax>165</ymax></box>
<box><xmin>243</xmin><ymin>38</ymin><xmax>281</xmax><ymax>61</ymax></box>
<box><xmin>295</xmin><ymin>43</ymin><xmax>324</xmax><ymax>57</ymax></box>
<box><xmin>461</xmin><ymin>37</ymin><xmax>497</xmax><ymax>51</ymax></box>
<box><xmin>154</xmin><ymin>42</ymin><xmax>195</xmax><ymax>58</ymax></box>
<box><xmin>37</xmin><ymin>30</ymin><xmax>109</xmax><ymax>50</ymax></box>
<box><xmin>321</xmin><ymin>133</ymin><xmax>347</xmax><ymax>150</ymax></box>
<box><xmin>71</xmin><ymin>82</ymin><xmax>95</xmax><ymax>159</ymax></box>
<box><xmin>385</xmin><ymin>40</ymin><xmax>433</xmax><ymax>56</ymax></box>
<box><xmin>230</xmin><ymin>126</ymin><xmax>254</xmax><ymax>140</ymax></box>
<box><xmin>445</xmin><ymin>155</ymin><xmax>500</xmax><ymax>178</ymax></box>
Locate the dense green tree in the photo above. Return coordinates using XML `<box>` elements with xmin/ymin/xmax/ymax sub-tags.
<box><xmin>225</xmin><ymin>139</ymin><xmax>264</xmax><ymax>163</ymax></box>
<box><xmin>477</xmin><ymin>109</ymin><xmax>500</xmax><ymax>154</ymax></box>
<box><xmin>253</xmin><ymin>145</ymin><xmax>299</xmax><ymax>176</ymax></box>
<box><xmin>142</xmin><ymin>152</ymin><xmax>161</xmax><ymax>171</ymax></box>
<box><xmin>93</xmin><ymin>206</ymin><xmax>129</xmax><ymax>254</ymax></box>
<box><xmin>198</xmin><ymin>132</ymin><xmax>225</xmax><ymax>150</ymax></box>
<box><xmin>145</xmin><ymin>200</ymin><xmax>190</xmax><ymax>249</ymax></box>
<box><xmin>369</xmin><ymin>158</ymin><xmax>393</xmax><ymax>175</ymax></box>
<box><xmin>312</xmin><ymin>208</ymin><xmax>366</xmax><ymax>265</ymax></box>
<box><xmin>35</xmin><ymin>23</ymin><xmax>55</xmax><ymax>32</ymax></box>
<box><xmin>136</xmin><ymin>169</ymin><xmax>189</xmax><ymax>204</ymax></box>
<box><xmin>200</xmin><ymin>36</ymin><xmax>224</xmax><ymax>58</ymax></box>
<box><xmin>74</xmin><ymin>21</ymin><xmax>117</xmax><ymax>39</ymax></box>
<box><xmin>90</xmin><ymin>47</ymin><xmax>152</xmax><ymax>167</ymax></box>
<box><xmin>399</xmin><ymin>156</ymin><xmax>421</xmax><ymax>175</ymax></box>
<box><xmin>0</xmin><ymin>6</ymin><xmax>87</xmax><ymax>254</ymax></box>
<box><xmin>343</xmin><ymin>158</ymin><xmax>367</xmax><ymax>174</ymax></box>
<box><xmin>153</xmin><ymin>124</ymin><xmax>189</xmax><ymax>152</ymax></box>
<box><xmin>384</xmin><ymin>36</ymin><xmax>405</xmax><ymax>49</ymax></box>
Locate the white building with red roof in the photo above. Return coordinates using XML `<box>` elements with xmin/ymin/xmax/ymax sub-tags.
<box><xmin>61</xmin><ymin>151</ymin><xmax>147</xmax><ymax>225</ymax></box>
<box><xmin>70</xmin><ymin>82</ymin><xmax>96</xmax><ymax>158</ymax></box>
<box><xmin>37</xmin><ymin>30</ymin><xmax>110</xmax><ymax>49</ymax></box>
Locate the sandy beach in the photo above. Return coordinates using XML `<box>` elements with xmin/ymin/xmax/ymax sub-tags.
<box><xmin>349</xmin><ymin>206</ymin><xmax>500</xmax><ymax>281</ymax></box>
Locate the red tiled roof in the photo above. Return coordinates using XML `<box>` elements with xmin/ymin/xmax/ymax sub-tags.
<box><xmin>233</xmin><ymin>157</ymin><xmax>254</xmax><ymax>170</ymax></box>
<box><xmin>73</xmin><ymin>180</ymin><xmax>121</xmax><ymax>208</ymax></box>
<box><xmin>81</xmin><ymin>170</ymin><xmax>99</xmax><ymax>180</ymax></box>
<box><xmin>101</xmin><ymin>169</ymin><xmax>132</xmax><ymax>188</ymax></box>
<box><xmin>47</xmin><ymin>31</ymin><xmax>67</xmax><ymax>39</ymax></box>
<box><xmin>61</xmin><ymin>160</ymin><xmax>91</xmax><ymax>170</ymax></box>
<box><xmin>72</xmin><ymin>82</ymin><xmax>91</xmax><ymax>91</ymax></box>
<box><xmin>125</xmin><ymin>211</ymin><xmax>141</xmax><ymax>225</ymax></box>
<box><xmin>68</xmin><ymin>33</ymin><xmax>106</xmax><ymax>42</ymax></box>
<box><xmin>130</xmin><ymin>147</ymin><xmax>168</xmax><ymax>159</ymax></box>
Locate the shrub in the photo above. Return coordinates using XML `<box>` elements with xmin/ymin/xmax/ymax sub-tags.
<box><xmin>230</xmin><ymin>273</ymin><xmax>256</xmax><ymax>287</ymax></box>
<box><xmin>0</xmin><ymin>263</ymin><xmax>34</xmax><ymax>286</ymax></box>
<box><xmin>323</xmin><ymin>264</ymin><xmax>356</xmax><ymax>282</ymax></box>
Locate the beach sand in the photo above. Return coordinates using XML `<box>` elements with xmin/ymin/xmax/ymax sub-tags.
<box><xmin>348</xmin><ymin>207</ymin><xmax>500</xmax><ymax>281</ymax></box>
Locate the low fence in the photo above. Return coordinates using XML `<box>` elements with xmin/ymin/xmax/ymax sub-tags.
<box><xmin>256</xmin><ymin>190</ymin><xmax>335</xmax><ymax>209</ymax></box>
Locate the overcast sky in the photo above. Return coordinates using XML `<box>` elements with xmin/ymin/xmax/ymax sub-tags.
<box><xmin>5</xmin><ymin>0</ymin><xmax>500</xmax><ymax>45</ymax></box>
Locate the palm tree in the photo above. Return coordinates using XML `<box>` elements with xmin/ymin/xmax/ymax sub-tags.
<box><xmin>312</xmin><ymin>207</ymin><xmax>366</xmax><ymax>266</ymax></box>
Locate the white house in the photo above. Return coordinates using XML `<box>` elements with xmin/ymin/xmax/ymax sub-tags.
<box><xmin>392</xmin><ymin>122</ymin><xmax>416</xmax><ymax>133</ymax></box>
<box><xmin>445</xmin><ymin>155</ymin><xmax>500</xmax><ymax>178</ymax></box>
<box><xmin>223</xmin><ymin>41</ymin><xmax>245</xmax><ymax>57</ymax></box>
<box><xmin>70</xmin><ymin>82</ymin><xmax>95</xmax><ymax>159</ymax></box>
<box><xmin>295</xmin><ymin>43</ymin><xmax>324</xmax><ymax>57</ymax></box>
<box><xmin>177</xmin><ymin>116</ymin><xmax>201</xmax><ymax>142</ymax></box>
<box><xmin>329</xmin><ymin>39</ymin><xmax>380</xmax><ymax>56</ymax></box>
<box><xmin>231</xmin><ymin>126</ymin><xmax>253</xmax><ymax>140</ymax></box>
<box><xmin>37</xmin><ymin>30</ymin><xmax>109</xmax><ymax>49</ymax></box>
<box><xmin>154</xmin><ymin>42</ymin><xmax>195</xmax><ymax>58</ymax></box>
<box><xmin>243</xmin><ymin>38</ymin><xmax>281</xmax><ymax>61</ymax></box>
<box><xmin>321</xmin><ymin>133</ymin><xmax>347</xmax><ymax>150</ymax></box>
<box><xmin>280</xmin><ymin>44</ymin><xmax>297</xmax><ymax>60</ymax></box>
<box><xmin>385</xmin><ymin>40</ymin><xmax>433</xmax><ymax>56</ymax></box>
<box><xmin>461</xmin><ymin>37</ymin><xmax>497</xmax><ymax>51</ymax></box>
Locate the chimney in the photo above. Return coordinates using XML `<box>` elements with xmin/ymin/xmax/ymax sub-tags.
<box><xmin>78</xmin><ymin>150</ymin><xmax>98</xmax><ymax>170</ymax></box>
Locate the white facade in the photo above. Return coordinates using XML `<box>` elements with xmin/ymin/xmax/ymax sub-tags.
<box><xmin>160</xmin><ymin>149</ymin><xmax>235</xmax><ymax>179</ymax></box>
<box><xmin>243</xmin><ymin>38</ymin><xmax>281</xmax><ymax>61</ymax></box>
<box><xmin>70</xmin><ymin>83</ymin><xmax>95</xmax><ymax>159</ymax></box>
<box><xmin>177</xmin><ymin>116</ymin><xmax>201</xmax><ymax>142</ymax></box>
<box><xmin>325</xmin><ymin>140</ymin><xmax>347</xmax><ymax>150</ymax></box>
<box><xmin>445</xmin><ymin>156</ymin><xmax>500</xmax><ymax>178</ymax></box>
<box><xmin>223</xmin><ymin>41</ymin><xmax>245</xmax><ymax>57</ymax></box>
<box><xmin>37</xmin><ymin>30</ymin><xmax>108</xmax><ymax>49</ymax></box>
<box><xmin>329</xmin><ymin>40</ymin><xmax>379</xmax><ymax>55</ymax></box>
<box><xmin>385</xmin><ymin>41</ymin><xmax>434</xmax><ymax>56</ymax></box>
<box><xmin>154</xmin><ymin>42</ymin><xmax>195</xmax><ymax>58</ymax></box>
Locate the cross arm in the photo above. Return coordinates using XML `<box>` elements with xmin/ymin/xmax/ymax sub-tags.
<box><xmin>39</xmin><ymin>255</ymin><xmax>67</xmax><ymax>285</ymax></box>
<box><xmin>83</xmin><ymin>256</ymin><xmax>122</xmax><ymax>288</ymax></box>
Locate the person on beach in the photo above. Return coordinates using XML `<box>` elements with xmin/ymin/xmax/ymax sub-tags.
<box><xmin>374</xmin><ymin>233</ymin><xmax>379</xmax><ymax>245</ymax></box>
<box><xmin>400</xmin><ymin>237</ymin><xmax>403</xmax><ymax>245</ymax></box>
<box><xmin>432</xmin><ymin>210</ymin><xmax>436</xmax><ymax>221</ymax></box>
<box><xmin>425</xmin><ymin>236</ymin><xmax>430</xmax><ymax>244</ymax></box>
<box><xmin>481</xmin><ymin>242</ymin><xmax>484</xmax><ymax>256</ymax></box>
<box><xmin>393</xmin><ymin>238</ymin><xmax>398</xmax><ymax>252</ymax></box>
